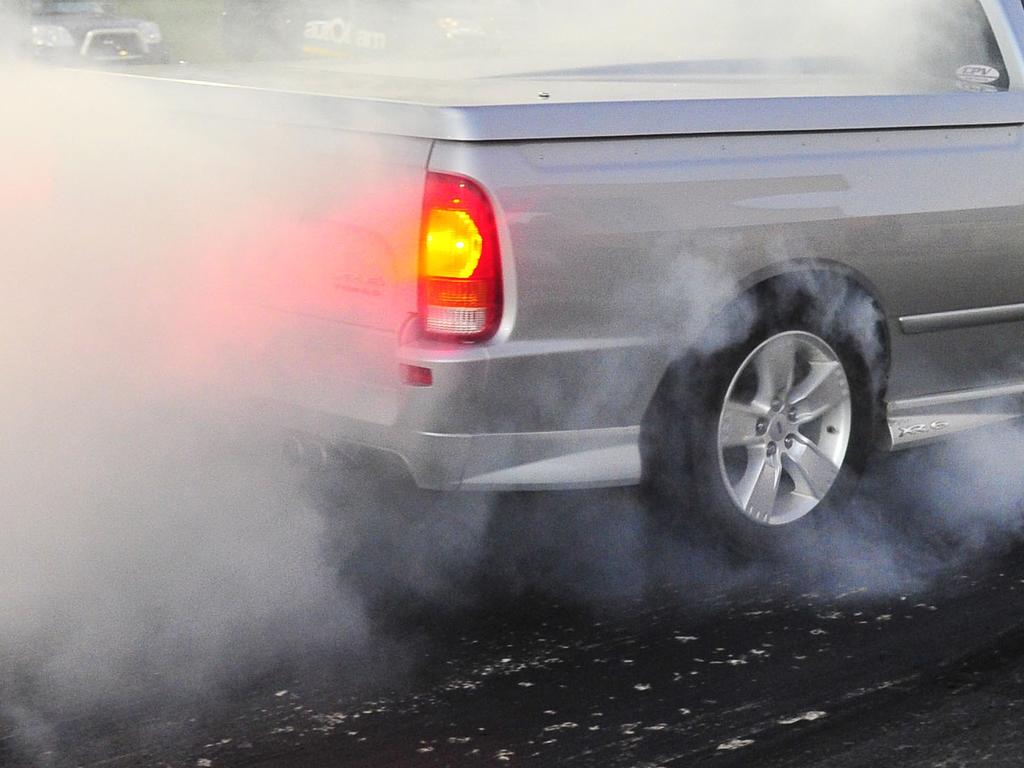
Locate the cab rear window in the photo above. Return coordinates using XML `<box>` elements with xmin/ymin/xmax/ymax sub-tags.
<box><xmin>929</xmin><ymin>0</ymin><xmax>1008</xmax><ymax>91</ymax></box>
<box><xmin>219</xmin><ymin>0</ymin><xmax>1012</xmax><ymax>94</ymax></box>
<box><xmin>532</xmin><ymin>0</ymin><xmax>1013</xmax><ymax>95</ymax></box>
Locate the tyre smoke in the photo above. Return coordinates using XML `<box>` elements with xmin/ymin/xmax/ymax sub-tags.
<box><xmin>0</xmin><ymin>62</ymin><xmax>440</xmax><ymax>758</ymax></box>
<box><xmin>3</xmin><ymin>2</ymin><xmax>1024</xmax><ymax>764</ymax></box>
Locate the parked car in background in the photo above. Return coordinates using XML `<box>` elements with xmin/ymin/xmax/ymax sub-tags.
<box><xmin>22</xmin><ymin>0</ymin><xmax>167</xmax><ymax>64</ymax></box>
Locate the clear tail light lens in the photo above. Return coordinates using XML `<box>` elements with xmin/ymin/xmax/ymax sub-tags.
<box><xmin>419</xmin><ymin>172</ymin><xmax>502</xmax><ymax>342</ymax></box>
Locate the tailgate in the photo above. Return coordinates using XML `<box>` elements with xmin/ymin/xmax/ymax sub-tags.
<box><xmin>186</xmin><ymin>122</ymin><xmax>431</xmax><ymax>421</ymax></box>
<box><xmin>5</xmin><ymin>66</ymin><xmax>432</xmax><ymax>435</ymax></box>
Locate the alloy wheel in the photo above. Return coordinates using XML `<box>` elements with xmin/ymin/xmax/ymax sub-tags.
<box><xmin>716</xmin><ymin>331</ymin><xmax>853</xmax><ymax>526</ymax></box>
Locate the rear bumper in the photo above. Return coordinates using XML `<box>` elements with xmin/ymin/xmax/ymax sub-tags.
<box><xmin>264</xmin><ymin>395</ymin><xmax>641</xmax><ymax>490</ymax></box>
<box><xmin>253</xmin><ymin>330</ymin><xmax>660</xmax><ymax>491</ymax></box>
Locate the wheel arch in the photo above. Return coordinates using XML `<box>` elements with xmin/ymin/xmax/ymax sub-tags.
<box><xmin>641</xmin><ymin>259</ymin><xmax>893</xmax><ymax>479</ymax></box>
<box><xmin>713</xmin><ymin>258</ymin><xmax>892</xmax><ymax>398</ymax></box>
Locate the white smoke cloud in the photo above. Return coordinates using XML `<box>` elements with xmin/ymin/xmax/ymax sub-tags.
<box><xmin>3</xmin><ymin>1</ymin><xmax>1023</xmax><ymax>762</ymax></box>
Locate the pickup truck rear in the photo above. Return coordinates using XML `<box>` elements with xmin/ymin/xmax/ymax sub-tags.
<box><xmin>54</xmin><ymin>0</ymin><xmax>1024</xmax><ymax>547</ymax></box>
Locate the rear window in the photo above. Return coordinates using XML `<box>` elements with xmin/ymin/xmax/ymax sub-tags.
<box><xmin>922</xmin><ymin>0</ymin><xmax>1008</xmax><ymax>91</ymax></box>
<box><xmin>219</xmin><ymin>0</ymin><xmax>1012</xmax><ymax>95</ymax></box>
<box><xmin>525</xmin><ymin>0</ymin><xmax>1012</xmax><ymax>94</ymax></box>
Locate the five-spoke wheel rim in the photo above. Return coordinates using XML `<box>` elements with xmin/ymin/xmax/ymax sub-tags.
<box><xmin>716</xmin><ymin>331</ymin><xmax>852</xmax><ymax>527</ymax></box>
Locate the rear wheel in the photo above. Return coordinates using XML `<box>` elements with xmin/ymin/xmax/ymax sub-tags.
<box><xmin>642</xmin><ymin>280</ymin><xmax>885</xmax><ymax>555</ymax></box>
<box><xmin>718</xmin><ymin>330</ymin><xmax>852</xmax><ymax>526</ymax></box>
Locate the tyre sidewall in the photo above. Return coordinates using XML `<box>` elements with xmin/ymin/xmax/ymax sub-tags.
<box><xmin>643</xmin><ymin>287</ymin><xmax>883</xmax><ymax>557</ymax></box>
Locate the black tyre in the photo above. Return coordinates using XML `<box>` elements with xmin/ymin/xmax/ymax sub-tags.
<box><xmin>641</xmin><ymin>276</ymin><xmax>886</xmax><ymax>556</ymax></box>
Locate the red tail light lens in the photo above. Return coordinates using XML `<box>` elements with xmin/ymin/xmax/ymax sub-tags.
<box><xmin>419</xmin><ymin>172</ymin><xmax>502</xmax><ymax>342</ymax></box>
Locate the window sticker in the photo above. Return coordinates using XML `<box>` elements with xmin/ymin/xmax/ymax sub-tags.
<box><xmin>956</xmin><ymin>64</ymin><xmax>1002</xmax><ymax>84</ymax></box>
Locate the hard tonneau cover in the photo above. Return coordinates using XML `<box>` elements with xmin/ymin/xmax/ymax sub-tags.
<box><xmin>80</xmin><ymin>64</ymin><xmax>1024</xmax><ymax>142</ymax></box>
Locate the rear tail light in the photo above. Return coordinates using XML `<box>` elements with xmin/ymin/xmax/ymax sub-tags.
<box><xmin>419</xmin><ymin>172</ymin><xmax>502</xmax><ymax>342</ymax></box>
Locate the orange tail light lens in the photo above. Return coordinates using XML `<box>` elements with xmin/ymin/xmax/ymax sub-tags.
<box><xmin>419</xmin><ymin>172</ymin><xmax>502</xmax><ymax>341</ymax></box>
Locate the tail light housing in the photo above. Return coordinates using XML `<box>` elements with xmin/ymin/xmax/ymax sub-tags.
<box><xmin>419</xmin><ymin>172</ymin><xmax>502</xmax><ymax>342</ymax></box>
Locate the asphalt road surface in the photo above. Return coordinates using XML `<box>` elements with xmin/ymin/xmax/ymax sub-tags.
<box><xmin>5</xmin><ymin>468</ymin><xmax>1024</xmax><ymax>767</ymax></box>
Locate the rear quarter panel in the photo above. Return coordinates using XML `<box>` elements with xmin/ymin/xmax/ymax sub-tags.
<box><xmin>430</xmin><ymin>124</ymin><xmax>1024</xmax><ymax>429</ymax></box>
